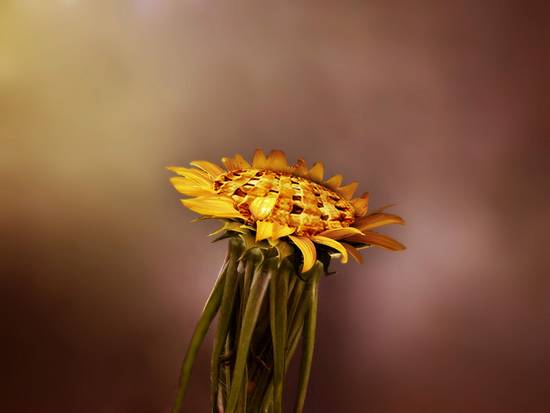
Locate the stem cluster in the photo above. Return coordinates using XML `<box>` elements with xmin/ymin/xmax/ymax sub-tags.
<box><xmin>172</xmin><ymin>235</ymin><xmax>323</xmax><ymax>413</ymax></box>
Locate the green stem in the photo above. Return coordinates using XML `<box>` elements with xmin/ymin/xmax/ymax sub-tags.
<box><xmin>171</xmin><ymin>257</ymin><xmax>230</xmax><ymax>413</ymax></box>
<box><xmin>294</xmin><ymin>263</ymin><xmax>322</xmax><ymax>413</ymax></box>
<box><xmin>269</xmin><ymin>260</ymin><xmax>290</xmax><ymax>413</ymax></box>
<box><xmin>211</xmin><ymin>239</ymin><xmax>243</xmax><ymax>411</ymax></box>
<box><xmin>260</xmin><ymin>272</ymin><xmax>311</xmax><ymax>412</ymax></box>
<box><xmin>226</xmin><ymin>257</ymin><xmax>275</xmax><ymax>413</ymax></box>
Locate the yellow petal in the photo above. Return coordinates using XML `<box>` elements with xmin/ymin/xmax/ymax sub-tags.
<box><xmin>351</xmin><ymin>192</ymin><xmax>369</xmax><ymax>217</ymax></box>
<box><xmin>325</xmin><ymin>174</ymin><xmax>343</xmax><ymax>190</ymax></box>
<box><xmin>166</xmin><ymin>166</ymin><xmax>212</xmax><ymax>186</ymax></box>
<box><xmin>342</xmin><ymin>243</ymin><xmax>364</xmax><ymax>264</ymax></box>
<box><xmin>289</xmin><ymin>235</ymin><xmax>317</xmax><ymax>273</ymax></box>
<box><xmin>338</xmin><ymin>181</ymin><xmax>358</xmax><ymax>200</ymax></box>
<box><xmin>346</xmin><ymin>231</ymin><xmax>405</xmax><ymax>251</ymax></box>
<box><xmin>249</xmin><ymin>196</ymin><xmax>277</xmax><ymax>220</ymax></box>
<box><xmin>293</xmin><ymin>158</ymin><xmax>308</xmax><ymax>176</ymax></box>
<box><xmin>170</xmin><ymin>177</ymin><xmax>214</xmax><ymax>196</ymax></box>
<box><xmin>252</xmin><ymin>149</ymin><xmax>268</xmax><ymax>169</ymax></box>
<box><xmin>308</xmin><ymin>162</ymin><xmax>324</xmax><ymax>182</ymax></box>
<box><xmin>318</xmin><ymin>227</ymin><xmax>364</xmax><ymax>240</ymax></box>
<box><xmin>271</xmin><ymin>223</ymin><xmax>295</xmax><ymax>240</ymax></box>
<box><xmin>310</xmin><ymin>235</ymin><xmax>348</xmax><ymax>264</ymax></box>
<box><xmin>180</xmin><ymin>196</ymin><xmax>241</xmax><ymax>218</ymax></box>
<box><xmin>221</xmin><ymin>156</ymin><xmax>241</xmax><ymax>171</ymax></box>
<box><xmin>190</xmin><ymin>160</ymin><xmax>225</xmax><ymax>178</ymax></box>
<box><xmin>265</xmin><ymin>150</ymin><xmax>289</xmax><ymax>170</ymax></box>
<box><xmin>355</xmin><ymin>213</ymin><xmax>405</xmax><ymax>231</ymax></box>
<box><xmin>233</xmin><ymin>153</ymin><xmax>251</xmax><ymax>169</ymax></box>
<box><xmin>256</xmin><ymin>221</ymin><xmax>274</xmax><ymax>241</ymax></box>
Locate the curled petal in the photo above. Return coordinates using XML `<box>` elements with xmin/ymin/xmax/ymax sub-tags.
<box><xmin>342</xmin><ymin>242</ymin><xmax>364</xmax><ymax>264</ymax></box>
<box><xmin>249</xmin><ymin>196</ymin><xmax>277</xmax><ymax>220</ymax></box>
<box><xmin>347</xmin><ymin>231</ymin><xmax>406</xmax><ymax>251</ymax></box>
<box><xmin>190</xmin><ymin>160</ymin><xmax>225</xmax><ymax>178</ymax></box>
<box><xmin>338</xmin><ymin>182</ymin><xmax>358</xmax><ymax>200</ymax></box>
<box><xmin>325</xmin><ymin>174</ymin><xmax>343</xmax><ymax>190</ymax></box>
<box><xmin>310</xmin><ymin>235</ymin><xmax>348</xmax><ymax>264</ymax></box>
<box><xmin>252</xmin><ymin>149</ymin><xmax>268</xmax><ymax>169</ymax></box>
<box><xmin>181</xmin><ymin>196</ymin><xmax>241</xmax><ymax>218</ymax></box>
<box><xmin>289</xmin><ymin>235</ymin><xmax>317</xmax><ymax>273</ymax></box>
<box><xmin>318</xmin><ymin>227</ymin><xmax>363</xmax><ymax>240</ymax></box>
<box><xmin>308</xmin><ymin>162</ymin><xmax>324</xmax><ymax>182</ymax></box>
<box><xmin>355</xmin><ymin>213</ymin><xmax>405</xmax><ymax>231</ymax></box>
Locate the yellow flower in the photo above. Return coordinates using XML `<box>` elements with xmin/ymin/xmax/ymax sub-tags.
<box><xmin>168</xmin><ymin>149</ymin><xmax>405</xmax><ymax>273</ymax></box>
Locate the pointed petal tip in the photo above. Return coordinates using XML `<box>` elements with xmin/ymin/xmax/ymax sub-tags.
<box><xmin>337</xmin><ymin>181</ymin><xmax>359</xmax><ymax>200</ymax></box>
<box><xmin>308</xmin><ymin>162</ymin><xmax>325</xmax><ymax>182</ymax></box>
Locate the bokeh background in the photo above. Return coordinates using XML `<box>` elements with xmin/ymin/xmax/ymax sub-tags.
<box><xmin>2</xmin><ymin>1</ymin><xmax>549</xmax><ymax>412</ymax></box>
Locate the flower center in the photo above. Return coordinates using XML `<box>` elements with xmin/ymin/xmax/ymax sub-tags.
<box><xmin>214</xmin><ymin>169</ymin><xmax>355</xmax><ymax>236</ymax></box>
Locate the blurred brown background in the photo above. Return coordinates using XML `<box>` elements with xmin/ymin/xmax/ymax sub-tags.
<box><xmin>2</xmin><ymin>1</ymin><xmax>549</xmax><ymax>412</ymax></box>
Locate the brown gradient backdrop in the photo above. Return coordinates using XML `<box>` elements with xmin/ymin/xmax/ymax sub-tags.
<box><xmin>2</xmin><ymin>1</ymin><xmax>549</xmax><ymax>412</ymax></box>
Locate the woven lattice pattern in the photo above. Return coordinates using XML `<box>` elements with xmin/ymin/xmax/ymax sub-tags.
<box><xmin>214</xmin><ymin>169</ymin><xmax>355</xmax><ymax>236</ymax></box>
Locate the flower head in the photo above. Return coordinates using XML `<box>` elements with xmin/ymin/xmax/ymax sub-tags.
<box><xmin>168</xmin><ymin>149</ymin><xmax>405</xmax><ymax>272</ymax></box>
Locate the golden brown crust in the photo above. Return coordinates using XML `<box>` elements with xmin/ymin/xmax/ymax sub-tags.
<box><xmin>214</xmin><ymin>169</ymin><xmax>355</xmax><ymax>236</ymax></box>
